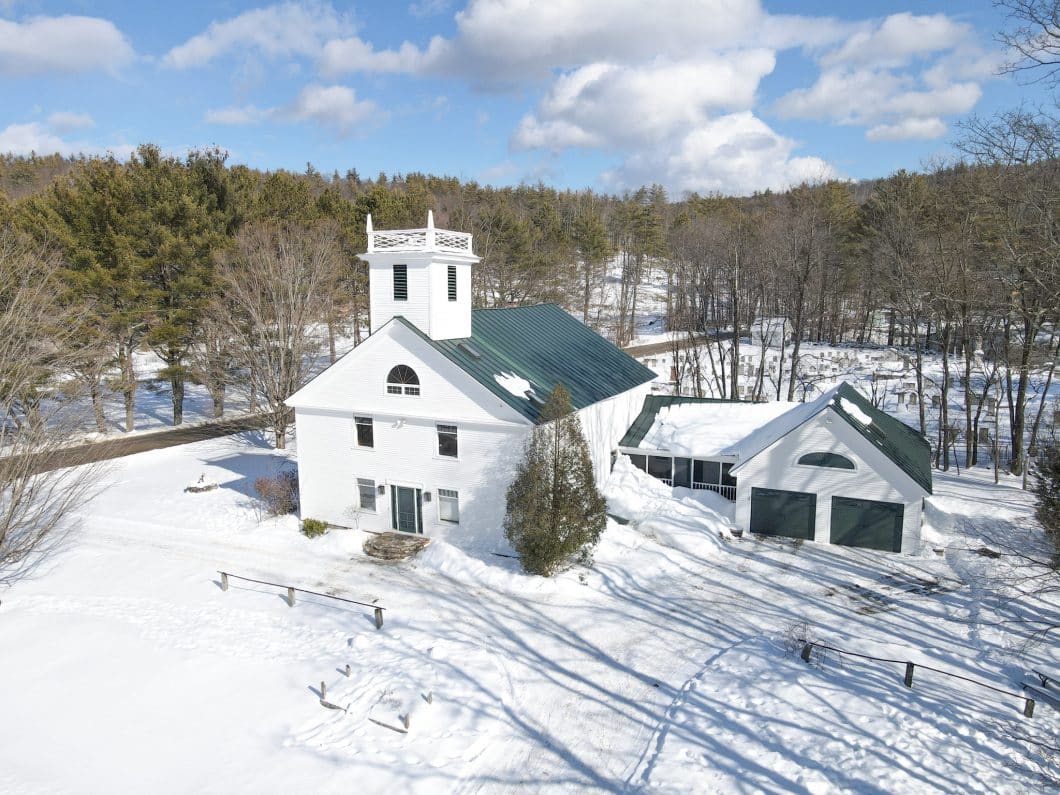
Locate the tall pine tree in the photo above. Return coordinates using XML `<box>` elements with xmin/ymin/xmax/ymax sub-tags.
<box><xmin>504</xmin><ymin>383</ymin><xmax>606</xmax><ymax>575</ymax></box>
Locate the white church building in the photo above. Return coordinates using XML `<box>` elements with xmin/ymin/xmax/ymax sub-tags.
<box><xmin>285</xmin><ymin>213</ymin><xmax>656</xmax><ymax>546</ymax></box>
<box><xmin>287</xmin><ymin>213</ymin><xmax>932</xmax><ymax>555</ymax></box>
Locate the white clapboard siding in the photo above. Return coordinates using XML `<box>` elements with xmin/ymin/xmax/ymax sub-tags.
<box><xmin>426</xmin><ymin>260</ymin><xmax>473</xmax><ymax>340</ymax></box>
<box><xmin>295</xmin><ymin>407</ymin><xmax>528</xmax><ymax>546</ymax></box>
<box><xmin>288</xmin><ymin>321</ymin><xmax>528</xmax><ymax>426</ymax></box>
<box><xmin>369</xmin><ymin>260</ymin><xmax>432</xmax><ymax>337</ymax></box>
<box><xmin>578</xmin><ymin>382</ymin><xmax>655</xmax><ymax>489</ymax></box>
<box><xmin>733</xmin><ymin>408</ymin><xmax>926</xmax><ymax>554</ymax></box>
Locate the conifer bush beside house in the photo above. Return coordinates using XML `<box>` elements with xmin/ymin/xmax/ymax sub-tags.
<box><xmin>301</xmin><ymin>518</ymin><xmax>328</xmax><ymax>538</ymax></box>
<box><xmin>1033</xmin><ymin>440</ymin><xmax>1060</xmax><ymax>565</ymax></box>
<box><xmin>504</xmin><ymin>384</ymin><xmax>607</xmax><ymax>576</ymax></box>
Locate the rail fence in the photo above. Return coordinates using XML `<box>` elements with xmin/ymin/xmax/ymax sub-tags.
<box><xmin>797</xmin><ymin>638</ymin><xmax>1037</xmax><ymax>718</ymax></box>
<box><xmin>218</xmin><ymin>570</ymin><xmax>386</xmax><ymax>629</ymax></box>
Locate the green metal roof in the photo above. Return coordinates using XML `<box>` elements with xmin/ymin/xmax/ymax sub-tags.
<box><xmin>618</xmin><ymin>383</ymin><xmax>933</xmax><ymax>496</ymax></box>
<box><xmin>618</xmin><ymin>395</ymin><xmax>742</xmax><ymax>448</ymax></box>
<box><xmin>830</xmin><ymin>382</ymin><xmax>933</xmax><ymax>495</ymax></box>
<box><xmin>396</xmin><ymin>304</ymin><xmax>657</xmax><ymax>424</ymax></box>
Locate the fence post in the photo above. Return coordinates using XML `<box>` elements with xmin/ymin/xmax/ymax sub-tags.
<box><xmin>221</xmin><ymin>572</ymin><xmax>229</xmax><ymax>591</ymax></box>
<box><xmin>287</xmin><ymin>587</ymin><xmax>296</xmax><ymax>607</ymax></box>
<box><xmin>800</xmin><ymin>643</ymin><xmax>813</xmax><ymax>663</ymax></box>
<box><xmin>374</xmin><ymin>607</ymin><xmax>384</xmax><ymax>629</ymax></box>
<box><xmin>320</xmin><ymin>681</ymin><xmax>326</xmax><ymax>701</ymax></box>
<box><xmin>1024</xmin><ymin>698</ymin><xmax>1035</xmax><ymax>718</ymax></box>
<box><xmin>904</xmin><ymin>663</ymin><xmax>915</xmax><ymax>688</ymax></box>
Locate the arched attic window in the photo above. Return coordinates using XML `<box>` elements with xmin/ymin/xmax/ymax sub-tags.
<box><xmin>386</xmin><ymin>365</ymin><xmax>420</xmax><ymax>396</ymax></box>
<box><xmin>797</xmin><ymin>452</ymin><xmax>855</xmax><ymax>470</ymax></box>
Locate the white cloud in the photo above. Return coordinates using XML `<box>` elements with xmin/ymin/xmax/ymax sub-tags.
<box><xmin>314</xmin><ymin>1</ymin><xmax>852</xmax><ymax>193</ymax></box>
<box><xmin>206</xmin><ymin>85</ymin><xmax>379</xmax><ymax>137</ymax></box>
<box><xmin>204</xmin><ymin>106</ymin><xmax>265</xmax><ymax>125</ymax></box>
<box><xmin>607</xmin><ymin>112</ymin><xmax>836</xmax><ymax>196</ymax></box>
<box><xmin>774</xmin><ymin>12</ymin><xmax>991</xmax><ymax>144</ymax></box>
<box><xmin>319</xmin><ymin>35</ymin><xmax>444</xmax><ymax>76</ymax></box>
<box><xmin>512</xmin><ymin>51</ymin><xmax>776</xmax><ymax>151</ymax></box>
<box><xmin>47</xmin><ymin>111</ymin><xmax>95</xmax><ymax>133</ymax></box>
<box><xmin>0</xmin><ymin>15</ymin><xmax>134</xmax><ymax>75</ymax></box>
<box><xmin>866</xmin><ymin>117</ymin><xmax>947</xmax><ymax>141</ymax></box>
<box><xmin>821</xmin><ymin>13</ymin><xmax>970</xmax><ymax>69</ymax></box>
<box><xmin>0</xmin><ymin>121</ymin><xmax>131</xmax><ymax>158</ymax></box>
<box><xmin>163</xmin><ymin>1</ymin><xmax>353</xmax><ymax>69</ymax></box>
<box><xmin>281</xmin><ymin>84</ymin><xmax>378</xmax><ymax>136</ymax></box>
<box><xmin>321</xmin><ymin>0</ymin><xmax>794</xmax><ymax>84</ymax></box>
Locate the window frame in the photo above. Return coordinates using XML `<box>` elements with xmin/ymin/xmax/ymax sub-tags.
<box><xmin>357</xmin><ymin>477</ymin><xmax>377</xmax><ymax>513</ymax></box>
<box><xmin>354</xmin><ymin>415</ymin><xmax>374</xmax><ymax>449</ymax></box>
<box><xmin>796</xmin><ymin>451</ymin><xmax>857</xmax><ymax>471</ymax></box>
<box><xmin>436</xmin><ymin>423</ymin><xmax>459</xmax><ymax>458</ymax></box>
<box><xmin>386</xmin><ymin>365</ymin><xmax>421</xmax><ymax>396</ymax></box>
<box><xmin>437</xmin><ymin>488</ymin><xmax>459</xmax><ymax>524</ymax></box>
<box><xmin>393</xmin><ymin>264</ymin><xmax>408</xmax><ymax>301</ymax></box>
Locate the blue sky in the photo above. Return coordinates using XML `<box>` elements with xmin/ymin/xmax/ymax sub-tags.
<box><xmin>0</xmin><ymin>1</ymin><xmax>1051</xmax><ymax>195</ymax></box>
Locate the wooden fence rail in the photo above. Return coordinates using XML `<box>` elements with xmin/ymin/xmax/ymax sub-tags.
<box><xmin>218</xmin><ymin>570</ymin><xmax>386</xmax><ymax>629</ymax></box>
<box><xmin>798</xmin><ymin>638</ymin><xmax>1035</xmax><ymax>718</ymax></box>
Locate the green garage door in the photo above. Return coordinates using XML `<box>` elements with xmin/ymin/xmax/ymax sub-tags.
<box><xmin>749</xmin><ymin>487</ymin><xmax>816</xmax><ymax>540</ymax></box>
<box><xmin>830</xmin><ymin>497</ymin><xmax>903</xmax><ymax>552</ymax></box>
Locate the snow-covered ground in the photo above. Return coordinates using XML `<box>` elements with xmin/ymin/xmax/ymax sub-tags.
<box><xmin>2</xmin><ymin>433</ymin><xmax>1057</xmax><ymax>793</ymax></box>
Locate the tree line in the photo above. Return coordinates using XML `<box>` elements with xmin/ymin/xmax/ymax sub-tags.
<box><xmin>0</xmin><ymin>119</ymin><xmax>1057</xmax><ymax>473</ymax></box>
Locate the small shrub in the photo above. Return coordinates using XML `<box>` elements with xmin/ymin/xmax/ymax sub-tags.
<box><xmin>254</xmin><ymin>470</ymin><xmax>299</xmax><ymax>516</ymax></box>
<box><xmin>301</xmin><ymin>518</ymin><xmax>328</xmax><ymax>538</ymax></box>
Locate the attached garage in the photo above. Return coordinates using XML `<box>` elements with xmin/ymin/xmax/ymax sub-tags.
<box><xmin>830</xmin><ymin>497</ymin><xmax>903</xmax><ymax>552</ymax></box>
<box><xmin>749</xmin><ymin>487</ymin><xmax>816</xmax><ymax>540</ymax></box>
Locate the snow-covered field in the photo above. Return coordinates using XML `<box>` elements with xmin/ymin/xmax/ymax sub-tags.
<box><xmin>2</xmin><ymin>432</ymin><xmax>1058</xmax><ymax>793</ymax></box>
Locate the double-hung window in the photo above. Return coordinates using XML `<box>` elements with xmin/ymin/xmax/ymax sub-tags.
<box><xmin>357</xmin><ymin>478</ymin><xmax>377</xmax><ymax>512</ymax></box>
<box><xmin>438</xmin><ymin>488</ymin><xmax>459</xmax><ymax>523</ymax></box>
<box><xmin>437</xmin><ymin>424</ymin><xmax>458</xmax><ymax>458</ymax></box>
<box><xmin>355</xmin><ymin>416</ymin><xmax>374</xmax><ymax>448</ymax></box>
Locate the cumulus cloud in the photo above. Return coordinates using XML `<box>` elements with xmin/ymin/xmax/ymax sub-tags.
<box><xmin>321</xmin><ymin>0</ymin><xmax>794</xmax><ymax>84</ymax></box>
<box><xmin>316</xmin><ymin>1</ymin><xmax>849</xmax><ymax>192</ymax></box>
<box><xmin>163</xmin><ymin>1</ymin><xmax>352</xmax><ymax>69</ymax></box>
<box><xmin>281</xmin><ymin>84</ymin><xmax>378</xmax><ymax>135</ymax></box>
<box><xmin>0</xmin><ymin>15</ymin><xmax>134</xmax><ymax>75</ymax></box>
<box><xmin>607</xmin><ymin>112</ymin><xmax>835</xmax><ymax>196</ymax></box>
<box><xmin>775</xmin><ymin>12</ymin><xmax>991</xmax><ymax>144</ymax></box>
<box><xmin>821</xmin><ymin>13</ymin><xmax>970</xmax><ymax>69</ymax></box>
<box><xmin>512</xmin><ymin>51</ymin><xmax>775</xmax><ymax>151</ymax></box>
<box><xmin>206</xmin><ymin>85</ymin><xmax>379</xmax><ymax>137</ymax></box>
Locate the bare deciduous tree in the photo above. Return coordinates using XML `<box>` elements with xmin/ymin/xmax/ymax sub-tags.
<box><xmin>216</xmin><ymin>222</ymin><xmax>340</xmax><ymax>448</ymax></box>
<box><xmin>0</xmin><ymin>233</ymin><xmax>101</xmax><ymax>582</ymax></box>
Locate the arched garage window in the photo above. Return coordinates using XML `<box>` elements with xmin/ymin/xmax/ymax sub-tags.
<box><xmin>798</xmin><ymin>452</ymin><xmax>855</xmax><ymax>470</ymax></box>
<box><xmin>386</xmin><ymin>365</ymin><xmax>420</xmax><ymax>395</ymax></box>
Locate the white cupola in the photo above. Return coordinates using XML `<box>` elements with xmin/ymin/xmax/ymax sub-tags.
<box><xmin>361</xmin><ymin>210</ymin><xmax>479</xmax><ymax>341</ymax></box>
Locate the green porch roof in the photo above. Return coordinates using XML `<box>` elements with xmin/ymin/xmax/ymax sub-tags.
<box><xmin>397</xmin><ymin>304</ymin><xmax>657</xmax><ymax>424</ymax></box>
<box><xmin>618</xmin><ymin>395</ymin><xmax>743</xmax><ymax>448</ymax></box>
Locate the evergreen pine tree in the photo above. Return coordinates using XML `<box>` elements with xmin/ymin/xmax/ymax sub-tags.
<box><xmin>504</xmin><ymin>383</ymin><xmax>607</xmax><ymax>575</ymax></box>
<box><xmin>1033</xmin><ymin>440</ymin><xmax>1060</xmax><ymax>566</ymax></box>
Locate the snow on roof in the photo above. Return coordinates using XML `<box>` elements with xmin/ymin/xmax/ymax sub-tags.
<box><xmin>494</xmin><ymin>371</ymin><xmax>535</xmax><ymax>398</ymax></box>
<box><xmin>838</xmin><ymin>396</ymin><xmax>872</xmax><ymax>426</ymax></box>
<box><xmin>639</xmin><ymin>400</ymin><xmax>798</xmax><ymax>457</ymax></box>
